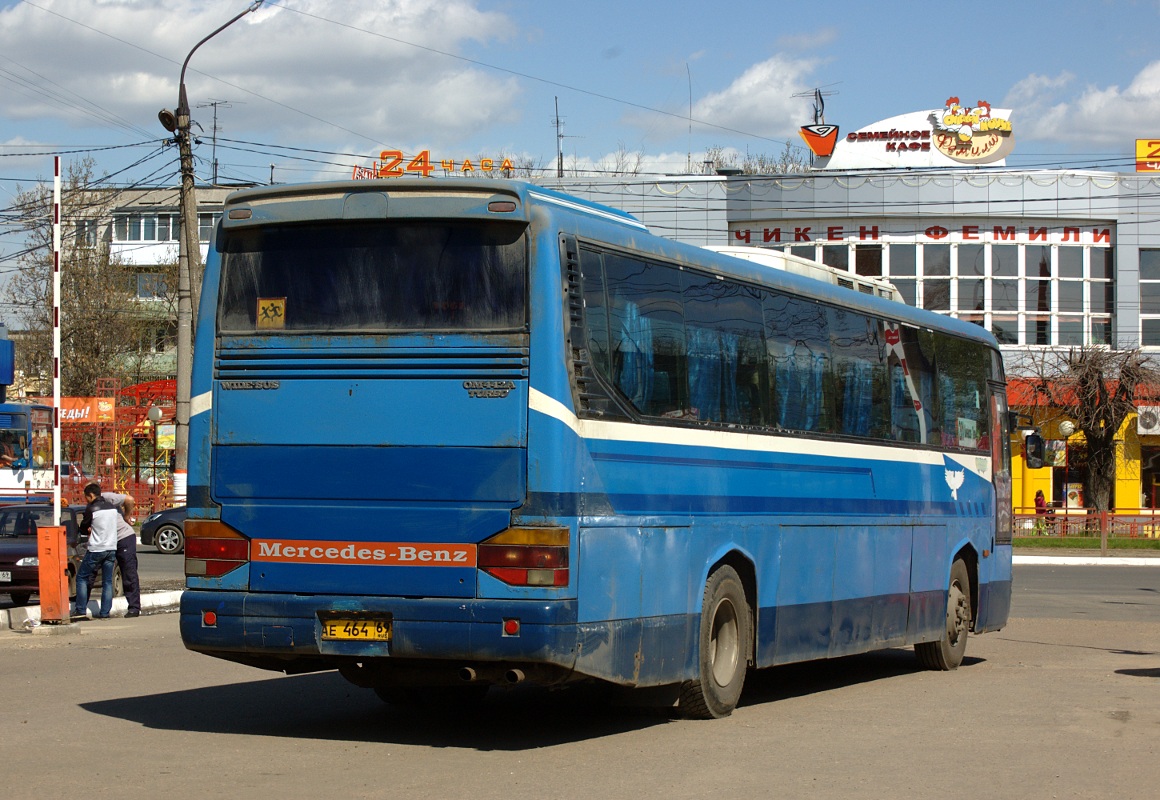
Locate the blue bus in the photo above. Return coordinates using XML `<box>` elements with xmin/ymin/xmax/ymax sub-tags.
<box><xmin>0</xmin><ymin>405</ymin><xmax>55</xmax><ymax>504</ymax></box>
<box><xmin>0</xmin><ymin>336</ymin><xmax>55</xmax><ymax>504</ymax></box>
<box><xmin>181</xmin><ymin>179</ymin><xmax>1013</xmax><ymax>718</ymax></box>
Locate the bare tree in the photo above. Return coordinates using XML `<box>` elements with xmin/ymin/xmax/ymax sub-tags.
<box><xmin>703</xmin><ymin>142</ymin><xmax>811</xmax><ymax>175</ymax></box>
<box><xmin>1018</xmin><ymin>347</ymin><xmax>1160</xmax><ymax>512</ymax></box>
<box><xmin>596</xmin><ymin>142</ymin><xmax>644</xmax><ymax>177</ymax></box>
<box><xmin>6</xmin><ymin>158</ymin><xmax>167</xmax><ymax>396</ymax></box>
<box><xmin>490</xmin><ymin>151</ymin><xmax>547</xmax><ymax>179</ymax></box>
<box><xmin>743</xmin><ymin>142</ymin><xmax>811</xmax><ymax>174</ymax></box>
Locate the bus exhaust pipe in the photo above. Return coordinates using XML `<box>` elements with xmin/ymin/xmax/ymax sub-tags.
<box><xmin>459</xmin><ymin>667</ymin><xmax>478</xmax><ymax>682</ymax></box>
<box><xmin>505</xmin><ymin>669</ymin><xmax>525</xmax><ymax>684</ymax></box>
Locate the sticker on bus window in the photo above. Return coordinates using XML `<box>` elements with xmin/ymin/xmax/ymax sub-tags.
<box><xmin>957</xmin><ymin>417</ymin><xmax>978</xmax><ymax>449</ymax></box>
<box><xmin>257</xmin><ymin>297</ymin><xmax>286</xmax><ymax>329</ymax></box>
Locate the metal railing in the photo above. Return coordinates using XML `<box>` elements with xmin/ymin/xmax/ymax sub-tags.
<box><xmin>1014</xmin><ymin>506</ymin><xmax>1160</xmax><ymax>556</ymax></box>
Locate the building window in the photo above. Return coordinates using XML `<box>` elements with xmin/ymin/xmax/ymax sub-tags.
<box><xmin>1140</xmin><ymin>249</ymin><xmax>1160</xmax><ymax>346</ymax></box>
<box><xmin>855</xmin><ymin>245</ymin><xmax>882</xmax><ymax>277</ymax></box>
<box><xmin>113</xmin><ymin>213</ymin><xmax>181</xmax><ymax>242</ymax></box>
<box><xmin>198</xmin><ymin>213</ymin><xmax>221</xmax><ymax>243</ymax></box>
<box><xmin>921</xmin><ymin>244</ymin><xmax>951</xmax><ymax>311</ymax></box>
<box><xmin>74</xmin><ymin>219</ymin><xmax>99</xmax><ymax>247</ymax></box>
<box><xmin>136</xmin><ymin>273</ymin><xmax>168</xmax><ymax>300</ymax></box>
<box><xmin>886</xmin><ymin>245</ymin><xmax>916</xmax><ymax>306</ymax></box>
<box><xmin>821</xmin><ymin>244</ymin><xmax>848</xmax><ymax>272</ymax></box>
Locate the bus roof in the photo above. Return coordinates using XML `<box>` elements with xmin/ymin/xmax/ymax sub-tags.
<box><xmin>220</xmin><ymin>178</ymin><xmax>647</xmax><ymax>233</ymax></box>
<box><xmin>704</xmin><ymin>246</ymin><xmax>905</xmax><ymax>304</ymax></box>
<box><xmin>217</xmin><ymin>178</ymin><xmax>1000</xmax><ymax>352</ymax></box>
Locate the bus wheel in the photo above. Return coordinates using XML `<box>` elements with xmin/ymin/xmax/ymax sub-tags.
<box><xmin>374</xmin><ymin>684</ymin><xmax>488</xmax><ymax>710</ymax></box>
<box><xmin>679</xmin><ymin>565</ymin><xmax>751</xmax><ymax>719</ymax></box>
<box><xmin>916</xmin><ymin>558</ymin><xmax>971</xmax><ymax>670</ymax></box>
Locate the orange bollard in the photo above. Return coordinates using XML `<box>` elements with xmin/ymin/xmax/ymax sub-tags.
<box><xmin>37</xmin><ymin>526</ymin><xmax>71</xmax><ymax>624</ymax></box>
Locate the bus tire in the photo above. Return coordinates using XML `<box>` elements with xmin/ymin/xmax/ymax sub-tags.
<box><xmin>916</xmin><ymin>558</ymin><xmax>971</xmax><ymax>670</ymax></box>
<box><xmin>679</xmin><ymin>565</ymin><xmax>751</xmax><ymax>719</ymax></box>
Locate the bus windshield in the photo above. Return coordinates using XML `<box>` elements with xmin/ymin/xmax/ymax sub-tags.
<box><xmin>217</xmin><ymin>220</ymin><xmax>527</xmax><ymax>333</ymax></box>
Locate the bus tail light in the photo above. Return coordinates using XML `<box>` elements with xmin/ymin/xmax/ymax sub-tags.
<box><xmin>478</xmin><ymin>527</ymin><xmax>569</xmax><ymax>587</ymax></box>
<box><xmin>185</xmin><ymin>519</ymin><xmax>249</xmax><ymax>577</ymax></box>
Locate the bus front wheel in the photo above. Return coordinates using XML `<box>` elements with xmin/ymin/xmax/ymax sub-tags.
<box><xmin>916</xmin><ymin>558</ymin><xmax>971</xmax><ymax>670</ymax></box>
<box><xmin>679</xmin><ymin>565</ymin><xmax>751</xmax><ymax>719</ymax></box>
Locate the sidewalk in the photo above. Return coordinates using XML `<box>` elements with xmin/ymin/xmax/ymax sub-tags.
<box><xmin>1014</xmin><ymin>554</ymin><xmax>1160</xmax><ymax>566</ymax></box>
<box><xmin>1</xmin><ymin>589</ymin><xmax>183</xmax><ymax>631</ymax></box>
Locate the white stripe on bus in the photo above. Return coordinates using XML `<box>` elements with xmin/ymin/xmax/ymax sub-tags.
<box><xmin>191</xmin><ymin>391</ymin><xmax>212</xmax><ymax>417</ymax></box>
<box><xmin>528</xmin><ymin>387</ymin><xmax>990</xmax><ymax>479</ymax></box>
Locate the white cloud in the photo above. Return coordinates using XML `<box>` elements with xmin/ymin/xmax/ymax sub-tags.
<box><xmin>1006</xmin><ymin>63</ymin><xmax>1160</xmax><ymax>146</ymax></box>
<box><xmin>0</xmin><ymin>0</ymin><xmax>520</xmax><ymax>153</ymax></box>
<box><xmin>689</xmin><ymin>54</ymin><xmax>823</xmax><ymax>142</ymax></box>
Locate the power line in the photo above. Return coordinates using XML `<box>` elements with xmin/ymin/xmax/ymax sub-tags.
<box><xmin>267</xmin><ymin>0</ymin><xmax>793</xmax><ymax>148</ymax></box>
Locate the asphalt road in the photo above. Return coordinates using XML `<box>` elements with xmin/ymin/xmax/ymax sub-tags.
<box><xmin>2</xmin><ymin>563</ymin><xmax>1159</xmax><ymax>800</ymax></box>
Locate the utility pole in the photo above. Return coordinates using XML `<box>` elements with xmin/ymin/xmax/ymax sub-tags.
<box><xmin>197</xmin><ymin>99</ymin><xmax>235</xmax><ymax>185</ymax></box>
<box><xmin>552</xmin><ymin>98</ymin><xmax>580</xmax><ymax>178</ymax></box>
<box><xmin>555</xmin><ymin>97</ymin><xmax>563</xmax><ymax>178</ymax></box>
<box><xmin>158</xmin><ymin>0</ymin><xmax>264</xmax><ymax>506</ymax></box>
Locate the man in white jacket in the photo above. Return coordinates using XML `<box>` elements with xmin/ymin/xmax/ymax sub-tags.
<box><xmin>73</xmin><ymin>483</ymin><xmax>122</xmax><ymax>619</ymax></box>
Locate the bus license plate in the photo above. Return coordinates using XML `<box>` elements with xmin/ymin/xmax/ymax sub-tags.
<box><xmin>0</xmin><ymin>571</ymin><xmax>10</xmax><ymax>582</ymax></box>
<box><xmin>321</xmin><ymin>619</ymin><xmax>392</xmax><ymax>642</ymax></box>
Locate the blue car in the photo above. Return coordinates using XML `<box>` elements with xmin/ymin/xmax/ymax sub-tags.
<box><xmin>140</xmin><ymin>506</ymin><xmax>186</xmax><ymax>555</ymax></box>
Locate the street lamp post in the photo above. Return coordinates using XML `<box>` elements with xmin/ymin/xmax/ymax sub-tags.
<box><xmin>147</xmin><ymin>405</ymin><xmax>163</xmax><ymax>510</ymax></box>
<box><xmin>158</xmin><ymin>1</ymin><xmax>264</xmax><ymax>506</ymax></box>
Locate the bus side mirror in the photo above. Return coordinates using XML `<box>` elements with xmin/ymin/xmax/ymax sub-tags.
<box><xmin>1024</xmin><ymin>433</ymin><xmax>1046</xmax><ymax>469</ymax></box>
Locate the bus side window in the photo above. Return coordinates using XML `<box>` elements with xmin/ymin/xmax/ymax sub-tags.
<box><xmin>682</xmin><ymin>273</ymin><xmax>765</xmax><ymax>425</ymax></box>
<box><xmin>604</xmin><ymin>253</ymin><xmax>686</xmax><ymax>418</ymax></box>
<box><xmin>935</xmin><ymin>335</ymin><xmax>990</xmax><ymax>452</ymax></box>
<box><xmin>829</xmin><ymin>307</ymin><xmax>884</xmax><ymax>438</ymax></box>
<box><xmin>766</xmin><ymin>293</ymin><xmax>830</xmax><ymax>433</ymax></box>
<box><xmin>579</xmin><ymin>247</ymin><xmax>611</xmax><ymax>378</ymax></box>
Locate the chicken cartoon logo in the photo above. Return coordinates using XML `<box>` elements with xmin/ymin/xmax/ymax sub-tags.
<box><xmin>930</xmin><ymin>97</ymin><xmax>1014</xmax><ymax>164</ymax></box>
<box><xmin>945</xmin><ymin>467</ymin><xmax>966</xmax><ymax>501</ymax></box>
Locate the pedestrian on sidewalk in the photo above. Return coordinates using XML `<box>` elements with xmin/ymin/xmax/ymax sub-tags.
<box><xmin>74</xmin><ymin>482</ymin><xmax>120</xmax><ymax>619</ymax></box>
<box><xmin>106</xmin><ymin>491</ymin><xmax>140</xmax><ymax>617</ymax></box>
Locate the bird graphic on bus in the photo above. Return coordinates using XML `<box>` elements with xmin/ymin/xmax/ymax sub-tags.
<box><xmin>945</xmin><ymin>468</ymin><xmax>965</xmax><ymax>501</ymax></box>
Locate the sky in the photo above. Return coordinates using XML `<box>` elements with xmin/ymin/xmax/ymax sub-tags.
<box><xmin>1</xmin><ymin>0</ymin><xmax>1160</xmax><ymax>222</ymax></box>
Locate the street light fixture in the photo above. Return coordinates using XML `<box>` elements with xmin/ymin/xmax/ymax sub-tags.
<box><xmin>158</xmin><ymin>0</ymin><xmax>264</xmax><ymax>505</ymax></box>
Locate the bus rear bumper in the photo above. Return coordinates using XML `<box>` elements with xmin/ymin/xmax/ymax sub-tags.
<box><xmin>179</xmin><ymin>590</ymin><xmax>581</xmax><ymax>675</ymax></box>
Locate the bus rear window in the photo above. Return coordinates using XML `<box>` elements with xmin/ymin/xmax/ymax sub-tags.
<box><xmin>217</xmin><ymin>221</ymin><xmax>527</xmax><ymax>333</ymax></box>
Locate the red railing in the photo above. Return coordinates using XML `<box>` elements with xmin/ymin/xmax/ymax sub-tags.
<box><xmin>60</xmin><ymin>477</ymin><xmax>175</xmax><ymax>514</ymax></box>
<box><xmin>1014</xmin><ymin>507</ymin><xmax>1160</xmax><ymax>555</ymax></box>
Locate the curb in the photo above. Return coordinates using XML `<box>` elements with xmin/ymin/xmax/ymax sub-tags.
<box><xmin>1013</xmin><ymin>555</ymin><xmax>1160</xmax><ymax>567</ymax></box>
<box><xmin>2</xmin><ymin>590</ymin><xmax>183</xmax><ymax>631</ymax></box>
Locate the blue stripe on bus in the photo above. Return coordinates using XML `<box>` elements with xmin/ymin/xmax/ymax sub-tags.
<box><xmin>592</xmin><ymin>450</ymin><xmax>877</xmax><ymax>477</ymax></box>
<box><xmin>521</xmin><ymin>491</ymin><xmax>986</xmax><ymax>518</ymax></box>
